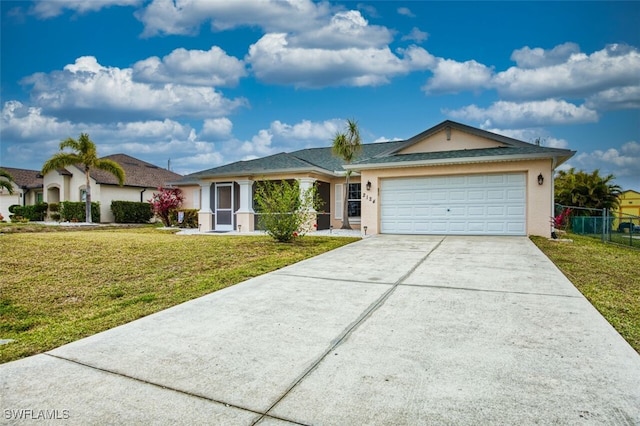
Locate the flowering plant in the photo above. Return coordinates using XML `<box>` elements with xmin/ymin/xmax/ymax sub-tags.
<box><xmin>149</xmin><ymin>187</ymin><xmax>184</xmax><ymax>227</ymax></box>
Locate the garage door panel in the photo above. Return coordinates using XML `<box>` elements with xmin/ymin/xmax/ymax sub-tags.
<box><xmin>450</xmin><ymin>190</ymin><xmax>466</xmax><ymax>201</ymax></box>
<box><xmin>380</xmin><ymin>173</ymin><xmax>526</xmax><ymax>235</ymax></box>
<box><xmin>507</xmin><ymin>206</ymin><xmax>525</xmax><ymax>216</ymax></box>
<box><xmin>487</xmin><ymin>222</ymin><xmax>507</xmax><ymax>233</ymax></box>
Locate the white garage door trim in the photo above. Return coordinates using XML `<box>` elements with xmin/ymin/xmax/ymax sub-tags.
<box><xmin>380</xmin><ymin>173</ymin><xmax>526</xmax><ymax>235</ymax></box>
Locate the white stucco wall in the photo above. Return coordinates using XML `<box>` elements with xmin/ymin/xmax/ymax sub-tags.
<box><xmin>0</xmin><ymin>183</ymin><xmax>21</xmax><ymax>220</ymax></box>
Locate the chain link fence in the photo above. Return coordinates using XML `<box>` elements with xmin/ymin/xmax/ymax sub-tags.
<box><xmin>554</xmin><ymin>204</ymin><xmax>639</xmax><ymax>249</ymax></box>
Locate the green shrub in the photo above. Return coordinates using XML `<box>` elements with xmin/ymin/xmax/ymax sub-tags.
<box><xmin>21</xmin><ymin>203</ymin><xmax>48</xmax><ymax>221</ymax></box>
<box><xmin>170</xmin><ymin>209</ymin><xmax>199</xmax><ymax>228</ymax></box>
<box><xmin>60</xmin><ymin>202</ymin><xmax>100</xmax><ymax>222</ymax></box>
<box><xmin>111</xmin><ymin>201</ymin><xmax>154</xmax><ymax>223</ymax></box>
<box><xmin>254</xmin><ymin>180</ymin><xmax>321</xmax><ymax>242</ymax></box>
<box><xmin>48</xmin><ymin>203</ymin><xmax>60</xmax><ymax>212</ymax></box>
<box><xmin>8</xmin><ymin>203</ymin><xmax>48</xmax><ymax>221</ymax></box>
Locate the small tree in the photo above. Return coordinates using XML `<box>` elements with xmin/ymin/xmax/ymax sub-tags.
<box><xmin>254</xmin><ymin>180</ymin><xmax>321</xmax><ymax>243</ymax></box>
<box><xmin>332</xmin><ymin>119</ymin><xmax>362</xmax><ymax>229</ymax></box>
<box><xmin>555</xmin><ymin>168</ymin><xmax>621</xmax><ymax>213</ymax></box>
<box><xmin>149</xmin><ymin>187</ymin><xmax>184</xmax><ymax>226</ymax></box>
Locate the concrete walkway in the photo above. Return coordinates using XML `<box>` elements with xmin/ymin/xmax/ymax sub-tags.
<box><xmin>1</xmin><ymin>236</ymin><xmax>639</xmax><ymax>425</ymax></box>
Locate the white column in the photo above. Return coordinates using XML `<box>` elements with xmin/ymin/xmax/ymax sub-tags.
<box><xmin>198</xmin><ymin>182</ymin><xmax>213</xmax><ymax>232</ymax></box>
<box><xmin>199</xmin><ymin>182</ymin><xmax>212</xmax><ymax>213</ymax></box>
<box><xmin>298</xmin><ymin>178</ymin><xmax>317</xmax><ymax>212</ymax></box>
<box><xmin>235</xmin><ymin>179</ymin><xmax>254</xmax><ymax>213</ymax></box>
<box><xmin>235</xmin><ymin>179</ymin><xmax>254</xmax><ymax>232</ymax></box>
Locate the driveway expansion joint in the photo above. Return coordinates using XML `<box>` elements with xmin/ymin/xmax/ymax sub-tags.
<box><xmin>43</xmin><ymin>353</ymin><xmax>304</xmax><ymax>425</ymax></box>
<box><xmin>272</xmin><ymin>271</ymin><xmax>396</xmax><ymax>287</ymax></box>
<box><xmin>397</xmin><ymin>282</ymin><xmax>584</xmax><ymax>298</ymax></box>
<box><xmin>253</xmin><ymin>237</ymin><xmax>446</xmax><ymax>425</ymax></box>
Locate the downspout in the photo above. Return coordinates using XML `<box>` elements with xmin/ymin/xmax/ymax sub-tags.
<box><xmin>140</xmin><ymin>188</ymin><xmax>147</xmax><ymax>203</ymax></box>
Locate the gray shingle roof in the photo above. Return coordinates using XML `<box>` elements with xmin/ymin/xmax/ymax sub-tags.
<box><xmin>180</xmin><ymin>139</ymin><xmax>407</xmax><ymax>182</ymax></box>
<box><xmin>179</xmin><ymin>120</ymin><xmax>575</xmax><ymax>181</ymax></box>
<box><xmin>0</xmin><ymin>167</ymin><xmax>43</xmax><ymax>189</ymax></box>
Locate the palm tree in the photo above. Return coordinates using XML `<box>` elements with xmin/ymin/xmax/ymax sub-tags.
<box><xmin>0</xmin><ymin>168</ymin><xmax>15</xmax><ymax>195</ymax></box>
<box><xmin>332</xmin><ymin>119</ymin><xmax>362</xmax><ymax>229</ymax></box>
<box><xmin>42</xmin><ymin>133</ymin><xmax>125</xmax><ymax>223</ymax></box>
<box><xmin>555</xmin><ymin>168</ymin><xmax>621</xmax><ymax>212</ymax></box>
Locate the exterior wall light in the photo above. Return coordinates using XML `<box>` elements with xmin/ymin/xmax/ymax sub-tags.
<box><xmin>537</xmin><ymin>173</ymin><xmax>544</xmax><ymax>185</ymax></box>
<box><xmin>366</xmin><ymin>181</ymin><xmax>372</xmax><ymax>191</ymax></box>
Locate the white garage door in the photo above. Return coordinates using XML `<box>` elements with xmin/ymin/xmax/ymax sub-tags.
<box><xmin>380</xmin><ymin>173</ymin><xmax>526</xmax><ymax>235</ymax></box>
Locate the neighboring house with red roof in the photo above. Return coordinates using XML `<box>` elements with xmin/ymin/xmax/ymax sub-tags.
<box><xmin>41</xmin><ymin>153</ymin><xmax>183</xmax><ymax>222</ymax></box>
<box><xmin>0</xmin><ymin>167</ymin><xmax>44</xmax><ymax>220</ymax></box>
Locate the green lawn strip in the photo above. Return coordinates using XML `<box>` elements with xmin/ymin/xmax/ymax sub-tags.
<box><xmin>0</xmin><ymin>229</ymin><xmax>358</xmax><ymax>363</ymax></box>
<box><xmin>531</xmin><ymin>234</ymin><xmax>640</xmax><ymax>353</ymax></box>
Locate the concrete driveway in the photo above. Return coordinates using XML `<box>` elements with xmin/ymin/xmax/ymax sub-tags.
<box><xmin>1</xmin><ymin>235</ymin><xmax>639</xmax><ymax>425</ymax></box>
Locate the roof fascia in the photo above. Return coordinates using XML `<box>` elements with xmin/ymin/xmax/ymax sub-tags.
<box><xmin>344</xmin><ymin>151</ymin><xmax>576</xmax><ymax>171</ymax></box>
<box><xmin>188</xmin><ymin>166</ymin><xmax>337</xmax><ymax>181</ymax></box>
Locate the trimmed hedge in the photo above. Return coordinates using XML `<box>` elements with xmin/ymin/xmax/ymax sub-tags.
<box><xmin>171</xmin><ymin>209</ymin><xmax>198</xmax><ymax>228</ymax></box>
<box><xmin>111</xmin><ymin>201</ymin><xmax>154</xmax><ymax>223</ymax></box>
<box><xmin>8</xmin><ymin>203</ymin><xmax>48</xmax><ymax>221</ymax></box>
<box><xmin>60</xmin><ymin>202</ymin><xmax>100</xmax><ymax>222</ymax></box>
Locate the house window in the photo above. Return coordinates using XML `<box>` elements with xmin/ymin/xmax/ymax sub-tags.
<box><xmin>80</xmin><ymin>189</ymin><xmax>87</xmax><ymax>202</ymax></box>
<box><xmin>347</xmin><ymin>183</ymin><xmax>361</xmax><ymax>218</ymax></box>
<box><xmin>36</xmin><ymin>192</ymin><xmax>43</xmax><ymax>203</ymax></box>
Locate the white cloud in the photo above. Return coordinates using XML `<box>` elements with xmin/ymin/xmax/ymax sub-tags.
<box><xmin>230</xmin><ymin>118</ymin><xmax>349</xmax><ymax>160</ymax></box>
<box><xmin>1</xmin><ymin>100</ymin><xmax>74</xmax><ymax>140</ymax></box>
<box><xmin>135</xmin><ymin>0</ymin><xmax>330</xmax><ymax>37</ymax></box>
<box><xmin>586</xmin><ymin>86</ymin><xmax>640</xmax><ymax>110</ymax></box>
<box><xmin>510</xmin><ymin>42</ymin><xmax>580</xmax><ymax>69</ymax></box>
<box><xmin>30</xmin><ymin>0</ymin><xmax>142</xmax><ymax>18</ymax></box>
<box><xmin>240</xmin><ymin>129</ymin><xmax>274</xmax><ymax>157</ymax></box>
<box><xmin>132</xmin><ymin>46</ymin><xmax>246</xmax><ymax>87</ymax></box>
<box><xmin>0</xmin><ymin>99</ymin><xmax>228</xmax><ymax>176</ymax></box>
<box><xmin>289</xmin><ymin>10</ymin><xmax>392</xmax><ymax>49</ymax></box>
<box><xmin>21</xmin><ymin>56</ymin><xmax>247</xmax><ymax>122</ymax></box>
<box><xmin>494</xmin><ymin>44</ymin><xmax>640</xmax><ymax>100</ymax></box>
<box><xmin>402</xmin><ymin>27</ymin><xmax>428</xmax><ymax>43</ymax></box>
<box><xmin>269</xmin><ymin>119</ymin><xmax>343</xmax><ymax>141</ymax></box>
<box><xmin>201</xmin><ymin>118</ymin><xmax>233</xmax><ymax>139</ymax></box>
<box><xmin>446</xmin><ymin>99</ymin><xmax>599</xmax><ymax>127</ymax></box>
<box><xmin>573</xmin><ymin>141</ymin><xmax>640</xmax><ymax>187</ymax></box>
<box><xmin>397</xmin><ymin>7</ymin><xmax>415</xmax><ymax>17</ymax></box>
<box><xmin>423</xmin><ymin>59</ymin><xmax>493</xmax><ymax>94</ymax></box>
<box><xmin>482</xmin><ymin>126</ymin><xmax>570</xmax><ymax>148</ymax></box>
<box><xmin>247</xmin><ymin>34</ymin><xmax>434</xmax><ymax>87</ymax></box>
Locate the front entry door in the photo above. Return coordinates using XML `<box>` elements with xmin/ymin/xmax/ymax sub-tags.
<box><xmin>215</xmin><ymin>183</ymin><xmax>234</xmax><ymax>231</ymax></box>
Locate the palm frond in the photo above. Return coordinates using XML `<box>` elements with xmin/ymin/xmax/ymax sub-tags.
<box><xmin>0</xmin><ymin>168</ymin><xmax>15</xmax><ymax>195</ymax></box>
<box><xmin>42</xmin><ymin>153</ymin><xmax>83</xmax><ymax>175</ymax></box>
<box><xmin>95</xmin><ymin>159</ymin><xmax>126</xmax><ymax>186</ymax></box>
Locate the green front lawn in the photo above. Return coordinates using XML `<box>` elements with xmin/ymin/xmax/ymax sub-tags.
<box><xmin>532</xmin><ymin>234</ymin><xmax>640</xmax><ymax>353</ymax></box>
<box><xmin>0</xmin><ymin>228</ymin><xmax>358</xmax><ymax>363</ymax></box>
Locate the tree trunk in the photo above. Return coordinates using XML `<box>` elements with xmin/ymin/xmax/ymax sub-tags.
<box><xmin>342</xmin><ymin>172</ymin><xmax>351</xmax><ymax>229</ymax></box>
<box><xmin>85</xmin><ymin>168</ymin><xmax>92</xmax><ymax>223</ymax></box>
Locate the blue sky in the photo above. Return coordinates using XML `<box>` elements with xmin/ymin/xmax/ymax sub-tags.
<box><xmin>1</xmin><ymin>0</ymin><xmax>639</xmax><ymax>190</ymax></box>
